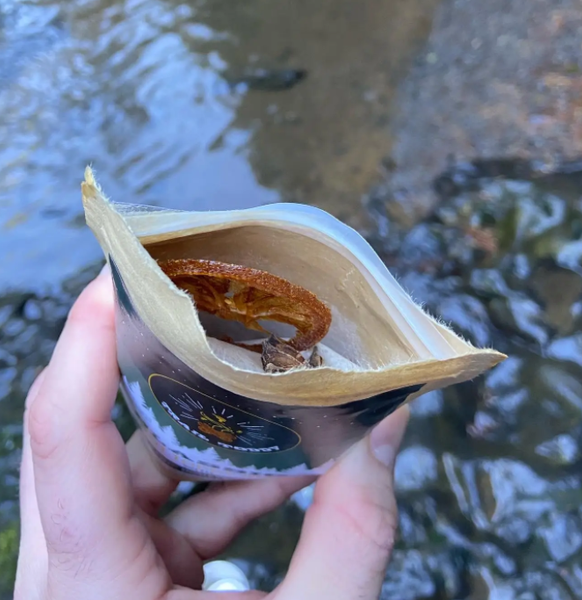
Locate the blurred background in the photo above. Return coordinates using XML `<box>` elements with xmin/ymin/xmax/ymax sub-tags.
<box><xmin>2</xmin><ymin>0</ymin><xmax>582</xmax><ymax>597</ymax></box>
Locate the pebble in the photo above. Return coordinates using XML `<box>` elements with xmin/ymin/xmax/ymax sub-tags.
<box><xmin>535</xmin><ymin>434</ymin><xmax>580</xmax><ymax>465</ymax></box>
<box><xmin>0</xmin><ymin>349</ymin><xmax>17</xmax><ymax>367</ymax></box>
<box><xmin>438</xmin><ymin>294</ymin><xmax>492</xmax><ymax>347</ymax></box>
<box><xmin>22</xmin><ymin>299</ymin><xmax>42</xmax><ymax>321</ymax></box>
<box><xmin>2</xmin><ymin>318</ymin><xmax>25</xmax><ymax>338</ymax></box>
<box><xmin>0</xmin><ymin>367</ymin><xmax>17</xmax><ymax>399</ymax></box>
<box><xmin>0</xmin><ymin>305</ymin><xmax>13</xmax><ymax>330</ymax></box>
<box><xmin>395</xmin><ymin>446</ymin><xmax>438</xmax><ymax>492</ymax></box>
<box><xmin>538</xmin><ymin>513</ymin><xmax>582</xmax><ymax>563</ymax></box>
<box><xmin>382</xmin><ymin>550</ymin><xmax>435</xmax><ymax>600</ymax></box>
<box><xmin>409</xmin><ymin>390</ymin><xmax>444</xmax><ymax>418</ymax></box>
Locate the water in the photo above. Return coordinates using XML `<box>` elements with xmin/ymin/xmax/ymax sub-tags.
<box><xmin>366</xmin><ymin>162</ymin><xmax>582</xmax><ymax>599</ymax></box>
<box><xmin>0</xmin><ymin>0</ymin><xmax>437</xmax><ymax>294</ymax></box>
<box><xmin>2</xmin><ymin>0</ymin><xmax>582</xmax><ymax>598</ymax></box>
<box><xmin>0</xmin><ymin>0</ymin><xmax>440</xmax><ymax>595</ymax></box>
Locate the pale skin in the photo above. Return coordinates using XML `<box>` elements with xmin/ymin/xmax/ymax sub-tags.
<box><xmin>14</xmin><ymin>266</ymin><xmax>409</xmax><ymax>600</ymax></box>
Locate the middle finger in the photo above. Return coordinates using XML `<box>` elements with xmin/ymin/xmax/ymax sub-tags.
<box><xmin>165</xmin><ymin>475</ymin><xmax>314</xmax><ymax>560</ymax></box>
<box><xmin>127</xmin><ymin>430</ymin><xmax>180</xmax><ymax>515</ymax></box>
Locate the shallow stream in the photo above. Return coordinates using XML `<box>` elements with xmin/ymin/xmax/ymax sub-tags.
<box><xmin>2</xmin><ymin>1</ymin><xmax>582</xmax><ymax>598</ymax></box>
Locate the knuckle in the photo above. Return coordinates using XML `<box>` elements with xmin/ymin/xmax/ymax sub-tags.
<box><xmin>27</xmin><ymin>396</ymin><xmax>60</xmax><ymax>462</ymax></box>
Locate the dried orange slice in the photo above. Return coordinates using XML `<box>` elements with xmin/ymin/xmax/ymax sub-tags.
<box><xmin>157</xmin><ymin>258</ymin><xmax>332</xmax><ymax>352</ymax></box>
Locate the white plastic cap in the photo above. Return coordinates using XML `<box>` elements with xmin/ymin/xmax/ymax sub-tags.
<box><xmin>202</xmin><ymin>560</ymin><xmax>250</xmax><ymax>592</ymax></box>
<box><xmin>206</xmin><ymin>579</ymin><xmax>250</xmax><ymax>591</ymax></box>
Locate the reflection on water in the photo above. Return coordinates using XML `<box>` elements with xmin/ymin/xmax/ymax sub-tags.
<box><xmin>0</xmin><ymin>0</ymin><xmax>437</xmax><ymax>294</ymax></box>
<box><xmin>0</xmin><ymin>0</ymin><xmax>441</xmax><ymax>596</ymax></box>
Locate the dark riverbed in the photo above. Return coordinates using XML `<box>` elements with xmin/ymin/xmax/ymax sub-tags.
<box><xmin>2</xmin><ymin>0</ymin><xmax>582</xmax><ymax>598</ymax></box>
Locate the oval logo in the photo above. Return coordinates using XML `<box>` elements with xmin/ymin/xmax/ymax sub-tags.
<box><xmin>148</xmin><ymin>374</ymin><xmax>301</xmax><ymax>453</ymax></box>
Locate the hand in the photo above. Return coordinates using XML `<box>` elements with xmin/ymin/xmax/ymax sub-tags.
<box><xmin>14</xmin><ymin>267</ymin><xmax>409</xmax><ymax>600</ymax></box>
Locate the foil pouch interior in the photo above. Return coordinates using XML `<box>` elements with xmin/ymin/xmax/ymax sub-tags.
<box><xmin>81</xmin><ymin>167</ymin><xmax>505</xmax><ymax>407</ymax></box>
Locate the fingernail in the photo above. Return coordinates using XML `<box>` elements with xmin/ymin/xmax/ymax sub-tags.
<box><xmin>369</xmin><ymin>426</ymin><xmax>396</xmax><ymax>467</ymax></box>
<box><xmin>370</xmin><ymin>439</ymin><xmax>395</xmax><ymax>467</ymax></box>
<box><xmin>369</xmin><ymin>406</ymin><xmax>410</xmax><ymax>467</ymax></box>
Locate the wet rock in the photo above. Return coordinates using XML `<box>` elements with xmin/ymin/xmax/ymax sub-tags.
<box><xmin>0</xmin><ymin>367</ymin><xmax>16</xmax><ymax>400</ymax></box>
<box><xmin>409</xmin><ymin>390</ymin><xmax>444</xmax><ymax>418</ymax></box>
<box><xmin>538</xmin><ymin>513</ymin><xmax>582</xmax><ymax>563</ymax></box>
<box><xmin>570</xmin><ymin>300</ymin><xmax>582</xmax><ymax>321</ymax></box>
<box><xmin>398</xmin><ymin>507</ymin><xmax>429</xmax><ymax>546</ymax></box>
<box><xmin>547</xmin><ymin>334</ymin><xmax>582</xmax><ymax>367</ymax></box>
<box><xmin>381</xmin><ymin>550</ymin><xmax>435</xmax><ymax>600</ymax></box>
<box><xmin>0</xmin><ymin>305</ymin><xmax>12</xmax><ymax>331</ymax></box>
<box><xmin>14</xmin><ymin>323</ymin><xmax>40</xmax><ymax>350</ymax></box>
<box><xmin>18</xmin><ymin>366</ymin><xmax>40</xmax><ymax>397</ymax></box>
<box><xmin>481</xmin><ymin>357</ymin><xmax>531</xmax><ymax>435</ymax></box>
<box><xmin>514</xmin><ymin>193</ymin><xmax>567</xmax><ymax>242</ymax></box>
<box><xmin>395</xmin><ymin>446</ymin><xmax>439</xmax><ymax>492</ymax></box>
<box><xmin>398</xmin><ymin>224</ymin><xmax>445</xmax><ymax>272</ymax></box>
<box><xmin>40</xmin><ymin>297</ymin><xmax>69</xmax><ymax>322</ymax></box>
<box><xmin>484</xmin><ymin>355</ymin><xmax>523</xmax><ymax>393</ymax></box>
<box><xmin>488</xmin><ymin>296</ymin><xmax>550</xmax><ymax>346</ymax></box>
<box><xmin>556</xmin><ymin>239</ymin><xmax>582</xmax><ymax>275</ymax></box>
<box><xmin>0</xmin><ymin>349</ymin><xmax>17</xmax><ymax>368</ymax></box>
<box><xmin>484</xmin><ymin>459</ymin><xmax>548</xmax><ymax>506</ymax></box>
<box><xmin>394</xmin><ymin>272</ymin><xmax>457</xmax><ymax>310</ymax></box>
<box><xmin>536</xmin><ymin>434</ymin><xmax>581</xmax><ymax>465</ymax></box>
<box><xmin>444</xmin><ymin>456</ymin><xmax>552</xmax><ymax>536</ymax></box>
<box><xmin>437</xmin><ymin>294</ymin><xmax>492</xmax><ymax>347</ymax></box>
<box><xmin>509</xmin><ymin>253</ymin><xmax>533</xmax><ymax>282</ymax></box>
<box><xmin>467</xmin><ymin>411</ymin><xmax>501</xmax><ymax>440</ymax></box>
<box><xmin>227</xmin><ymin>68</ymin><xmax>307</xmax><ymax>93</ymax></box>
<box><xmin>472</xmin><ymin>568</ymin><xmax>576</xmax><ymax>600</ymax></box>
<box><xmin>294</xmin><ymin>156</ymin><xmax>582</xmax><ymax>594</ymax></box>
<box><xmin>2</xmin><ymin>318</ymin><xmax>25</xmax><ymax>338</ymax></box>
<box><xmin>495</xmin><ymin>516</ymin><xmax>534</xmax><ymax>546</ymax></box>
<box><xmin>22</xmin><ymin>298</ymin><xmax>42</xmax><ymax>321</ymax></box>
<box><xmin>442</xmin><ymin>454</ymin><xmax>491</xmax><ymax>530</ymax></box>
<box><xmin>539</xmin><ymin>365</ymin><xmax>582</xmax><ymax>416</ymax></box>
<box><xmin>486</xmin><ymin>388</ymin><xmax>529</xmax><ymax>418</ymax></box>
<box><xmin>470</xmin><ymin>269</ymin><xmax>513</xmax><ymax>299</ymax></box>
<box><xmin>529</xmin><ymin>266</ymin><xmax>582</xmax><ymax>334</ymax></box>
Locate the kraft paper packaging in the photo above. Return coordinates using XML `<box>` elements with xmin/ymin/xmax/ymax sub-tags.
<box><xmin>81</xmin><ymin>167</ymin><xmax>505</xmax><ymax>481</ymax></box>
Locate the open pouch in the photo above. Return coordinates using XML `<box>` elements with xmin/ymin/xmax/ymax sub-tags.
<box><xmin>81</xmin><ymin>167</ymin><xmax>505</xmax><ymax>480</ymax></box>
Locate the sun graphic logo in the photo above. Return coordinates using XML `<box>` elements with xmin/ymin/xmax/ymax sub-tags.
<box><xmin>198</xmin><ymin>411</ymin><xmax>242</xmax><ymax>443</ymax></box>
<box><xmin>148</xmin><ymin>374</ymin><xmax>301</xmax><ymax>453</ymax></box>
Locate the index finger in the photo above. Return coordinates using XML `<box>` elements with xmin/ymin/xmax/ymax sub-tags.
<box><xmin>26</xmin><ymin>267</ymin><xmax>137</xmax><ymax>577</ymax></box>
